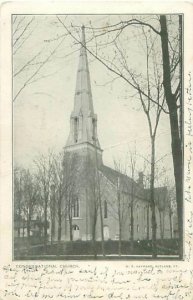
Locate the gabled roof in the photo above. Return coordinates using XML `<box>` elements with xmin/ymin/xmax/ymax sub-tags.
<box><xmin>100</xmin><ymin>164</ymin><xmax>169</xmax><ymax>209</ymax></box>
<box><xmin>100</xmin><ymin>164</ymin><xmax>145</xmax><ymax>200</ymax></box>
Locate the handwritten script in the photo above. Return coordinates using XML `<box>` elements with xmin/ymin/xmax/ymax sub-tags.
<box><xmin>0</xmin><ymin>264</ymin><xmax>193</xmax><ymax>300</ymax></box>
<box><xmin>185</xmin><ymin>71</ymin><xmax>193</xmax><ymax>262</ymax></box>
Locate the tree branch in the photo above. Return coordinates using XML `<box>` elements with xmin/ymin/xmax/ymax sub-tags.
<box><xmin>57</xmin><ymin>16</ymin><xmax>168</xmax><ymax>114</ymax></box>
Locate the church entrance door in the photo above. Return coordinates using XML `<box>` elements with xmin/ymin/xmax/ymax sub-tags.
<box><xmin>103</xmin><ymin>226</ymin><xmax>109</xmax><ymax>240</ymax></box>
<box><xmin>72</xmin><ymin>225</ymin><xmax>80</xmax><ymax>241</ymax></box>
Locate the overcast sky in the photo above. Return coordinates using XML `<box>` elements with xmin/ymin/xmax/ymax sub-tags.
<box><xmin>13</xmin><ymin>15</ymin><xmax>176</xmax><ymax>185</ymax></box>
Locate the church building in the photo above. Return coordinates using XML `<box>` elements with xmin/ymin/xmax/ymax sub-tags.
<box><xmin>52</xmin><ymin>26</ymin><xmax>172</xmax><ymax>242</ymax></box>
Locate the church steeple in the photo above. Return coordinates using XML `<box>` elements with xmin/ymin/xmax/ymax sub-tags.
<box><xmin>65</xmin><ymin>25</ymin><xmax>102</xmax><ymax>162</ymax></box>
<box><xmin>73</xmin><ymin>25</ymin><xmax>94</xmax><ymax>116</ymax></box>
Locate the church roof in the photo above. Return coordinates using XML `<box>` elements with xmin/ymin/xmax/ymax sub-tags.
<box><xmin>100</xmin><ymin>165</ymin><xmax>168</xmax><ymax>208</ymax></box>
<box><xmin>100</xmin><ymin>164</ymin><xmax>145</xmax><ymax>200</ymax></box>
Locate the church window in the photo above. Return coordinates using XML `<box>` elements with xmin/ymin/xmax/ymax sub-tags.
<box><xmin>104</xmin><ymin>200</ymin><xmax>108</xmax><ymax>218</ymax></box>
<box><xmin>74</xmin><ymin>117</ymin><xmax>78</xmax><ymax>143</ymax></box>
<box><xmin>72</xmin><ymin>224</ymin><xmax>79</xmax><ymax>230</ymax></box>
<box><xmin>72</xmin><ymin>196</ymin><xmax>79</xmax><ymax>218</ymax></box>
<box><xmin>137</xmin><ymin>224</ymin><xmax>139</xmax><ymax>232</ymax></box>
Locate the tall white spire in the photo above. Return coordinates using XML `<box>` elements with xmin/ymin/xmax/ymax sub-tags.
<box><xmin>73</xmin><ymin>25</ymin><xmax>94</xmax><ymax>116</ymax></box>
<box><xmin>65</xmin><ymin>25</ymin><xmax>101</xmax><ymax>151</ymax></box>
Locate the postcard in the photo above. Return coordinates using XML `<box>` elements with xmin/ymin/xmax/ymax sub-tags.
<box><xmin>0</xmin><ymin>1</ymin><xmax>193</xmax><ymax>299</ymax></box>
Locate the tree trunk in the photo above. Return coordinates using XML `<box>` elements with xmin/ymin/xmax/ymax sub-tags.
<box><xmin>169</xmin><ymin>212</ymin><xmax>173</xmax><ymax>239</ymax></box>
<box><xmin>92</xmin><ymin>210</ymin><xmax>97</xmax><ymax>258</ymax></box>
<box><xmin>57</xmin><ymin>205</ymin><xmax>62</xmax><ymax>257</ymax></box>
<box><xmin>58</xmin><ymin>200</ymin><xmax>62</xmax><ymax>242</ymax></box>
<box><xmin>23</xmin><ymin>220</ymin><xmax>25</xmax><ymax>238</ymax></box>
<box><xmin>27</xmin><ymin>217</ymin><xmax>31</xmax><ymax>239</ymax></box>
<box><xmin>51</xmin><ymin>193</ymin><xmax>56</xmax><ymax>244</ymax></box>
<box><xmin>118</xmin><ymin>226</ymin><xmax>122</xmax><ymax>256</ymax></box>
<box><xmin>98</xmin><ymin>195</ymin><xmax>105</xmax><ymax>256</ymax></box>
<box><xmin>18</xmin><ymin>197</ymin><xmax>21</xmax><ymax>238</ymax></box>
<box><xmin>67</xmin><ymin>197</ymin><xmax>73</xmax><ymax>242</ymax></box>
<box><xmin>69</xmin><ymin>215</ymin><xmax>73</xmax><ymax>242</ymax></box>
<box><xmin>179</xmin><ymin>15</ymin><xmax>183</xmax><ymax>141</ymax></box>
<box><xmin>162</xmin><ymin>213</ymin><xmax>165</xmax><ymax>240</ymax></box>
<box><xmin>93</xmin><ymin>138</ymin><xmax>105</xmax><ymax>257</ymax></box>
<box><xmin>160</xmin><ymin>15</ymin><xmax>183</xmax><ymax>259</ymax></box>
<box><xmin>147</xmin><ymin>203</ymin><xmax>150</xmax><ymax>240</ymax></box>
<box><xmin>130</xmin><ymin>202</ymin><xmax>134</xmax><ymax>252</ymax></box>
<box><xmin>150</xmin><ymin>136</ymin><xmax>157</xmax><ymax>258</ymax></box>
<box><xmin>159</xmin><ymin>210</ymin><xmax>163</xmax><ymax>243</ymax></box>
<box><xmin>118</xmin><ymin>184</ymin><xmax>122</xmax><ymax>256</ymax></box>
<box><xmin>27</xmin><ymin>211</ymin><xmax>31</xmax><ymax>253</ymax></box>
<box><xmin>44</xmin><ymin>200</ymin><xmax>48</xmax><ymax>252</ymax></box>
<box><xmin>95</xmin><ymin>165</ymin><xmax>105</xmax><ymax>256</ymax></box>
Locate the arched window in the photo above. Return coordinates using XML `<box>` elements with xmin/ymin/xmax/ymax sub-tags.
<box><xmin>104</xmin><ymin>200</ymin><xmax>108</xmax><ymax>219</ymax></box>
<box><xmin>72</xmin><ymin>224</ymin><xmax>79</xmax><ymax>231</ymax></box>
<box><xmin>72</xmin><ymin>196</ymin><xmax>79</xmax><ymax>218</ymax></box>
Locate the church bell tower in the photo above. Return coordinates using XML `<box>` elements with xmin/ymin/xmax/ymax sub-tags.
<box><xmin>65</xmin><ymin>25</ymin><xmax>103</xmax><ymax>165</ymax></box>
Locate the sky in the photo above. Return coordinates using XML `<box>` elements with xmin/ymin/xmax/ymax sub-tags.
<box><xmin>13</xmin><ymin>14</ymin><xmax>177</xmax><ymax>185</ymax></box>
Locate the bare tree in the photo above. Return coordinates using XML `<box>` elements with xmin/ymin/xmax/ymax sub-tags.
<box><xmin>159</xmin><ymin>16</ymin><xmax>182</xmax><ymax>257</ymax></box>
<box><xmin>14</xmin><ymin>167</ymin><xmax>42</xmax><ymax>255</ymax></box>
<box><xmin>84</xmin><ymin>152</ymin><xmax>109</xmax><ymax>257</ymax></box>
<box><xmin>95</xmin><ymin>155</ymin><xmax>105</xmax><ymax>257</ymax></box>
<box><xmin>13</xmin><ymin>16</ymin><xmax>36</xmax><ymax>56</ymax></box>
<box><xmin>34</xmin><ymin>152</ymin><xmax>54</xmax><ymax>251</ymax></box>
<box><xmin>48</xmin><ymin>151</ymin><xmax>79</xmax><ymax>257</ymax></box>
<box><xmin>84</xmin><ymin>155</ymin><xmax>100</xmax><ymax>257</ymax></box>
<box><xmin>52</xmin><ymin>152</ymin><xmax>65</xmax><ymax>244</ymax></box>
<box><xmin>63</xmin><ymin>152</ymin><xmax>79</xmax><ymax>242</ymax></box>
<box><xmin>22</xmin><ymin>170</ymin><xmax>40</xmax><ymax>240</ymax></box>
<box><xmin>127</xmin><ymin>149</ymin><xmax>138</xmax><ymax>252</ymax></box>
<box><xmin>167</xmin><ymin>185</ymin><xmax>176</xmax><ymax>240</ymax></box>
<box><xmin>160</xmin><ymin>178</ymin><xmax>176</xmax><ymax>241</ymax></box>
<box><xmin>113</xmin><ymin>160</ymin><xmax>128</xmax><ymax>256</ymax></box>
<box><xmin>13</xmin><ymin>15</ymin><xmax>69</xmax><ymax>102</ymax></box>
<box><xmin>113</xmin><ymin>158</ymin><xmax>138</xmax><ymax>256</ymax></box>
<box><xmin>14</xmin><ymin>167</ymin><xmax>25</xmax><ymax>238</ymax></box>
<box><xmin>154</xmin><ymin>161</ymin><xmax>176</xmax><ymax>243</ymax></box>
<box><xmin>110</xmin><ymin>27</ymin><xmax>165</xmax><ymax>257</ymax></box>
